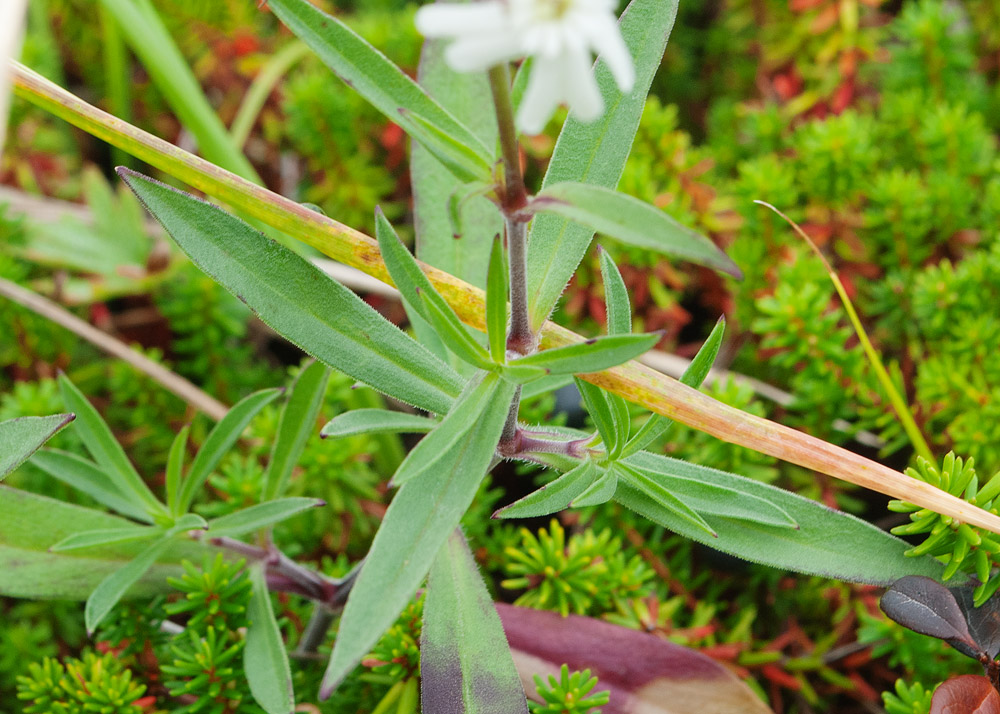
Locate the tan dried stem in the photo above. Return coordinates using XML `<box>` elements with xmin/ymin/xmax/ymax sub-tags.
<box><xmin>12</xmin><ymin>60</ymin><xmax>1000</xmax><ymax>533</ymax></box>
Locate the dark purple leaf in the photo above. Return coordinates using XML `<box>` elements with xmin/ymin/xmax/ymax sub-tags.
<box><xmin>881</xmin><ymin>576</ymin><xmax>981</xmax><ymax>659</ymax></box>
<box><xmin>496</xmin><ymin>604</ymin><xmax>773</xmax><ymax>714</ymax></box>
<box><xmin>953</xmin><ymin>586</ymin><xmax>1000</xmax><ymax>660</ymax></box>
<box><xmin>930</xmin><ymin>675</ymin><xmax>1000</xmax><ymax>714</ymax></box>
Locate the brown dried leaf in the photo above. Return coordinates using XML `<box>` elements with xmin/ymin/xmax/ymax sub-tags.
<box><xmin>930</xmin><ymin>676</ymin><xmax>1000</xmax><ymax>714</ymax></box>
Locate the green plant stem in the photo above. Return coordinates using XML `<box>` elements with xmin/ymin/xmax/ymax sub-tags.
<box><xmin>756</xmin><ymin>201</ymin><xmax>936</xmax><ymax>464</ymax></box>
<box><xmin>17</xmin><ymin>62</ymin><xmax>1000</xmax><ymax>532</ymax></box>
<box><xmin>488</xmin><ymin>64</ymin><xmax>532</xmax><ymax>356</ymax></box>
<box><xmin>230</xmin><ymin>41</ymin><xmax>310</xmax><ymax>150</ymax></box>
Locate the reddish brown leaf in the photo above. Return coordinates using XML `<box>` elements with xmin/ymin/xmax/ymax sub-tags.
<box><xmin>497</xmin><ymin>604</ymin><xmax>773</xmax><ymax>714</ymax></box>
<box><xmin>931</xmin><ymin>676</ymin><xmax>1000</xmax><ymax>714</ymax></box>
<box><xmin>881</xmin><ymin>576</ymin><xmax>981</xmax><ymax>659</ymax></box>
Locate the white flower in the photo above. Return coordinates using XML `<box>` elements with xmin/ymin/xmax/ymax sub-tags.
<box><xmin>415</xmin><ymin>0</ymin><xmax>634</xmax><ymax>134</ymax></box>
<box><xmin>0</xmin><ymin>0</ymin><xmax>28</xmax><ymax>158</ymax></box>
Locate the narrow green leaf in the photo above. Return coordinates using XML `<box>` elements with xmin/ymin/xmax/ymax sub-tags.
<box><xmin>85</xmin><ymin>536</ymin><xmax>170</xmax><ymax>633</ymax></box>
<box><xmin>412</xmin><ymin>34</ymin><xmax>501</xmax><ymax>288</ymax></box>
<box><xmin>206</xmin><ymin>498</ymin><xmax>324</xmax><ymax>538</ymax></box>
<box><xmin>321</xmin><ymin>409</ymin><xmax>436</xmax><ymax>439</ymax></box>
<box><xmin>401</xmin><ymin>108</ymin><xmax>492</xmax><ymax>183</ymax></box>
<box><xmin>422</xmin><ymin>530</ymin><xmax>529</xmax><ymax>714</ymax></box>
<box><xmin>620</xmin><ymin>457</ymin><xmax>797</xmax><ymax>529</ymax></box>
<box><xmin>392</xmin><ymin>373</ymin><xmax>507</xmax><ymax>487</ymax></box>
<box><xmin>570</xmin><ymin>467</ymin><xmax>618</xmax><ymax>508</ymax></box>
<box><xmin>30</xmin><ymin>449</ymin><xmax>153</xmax><ymax>523</ymax></box>
<box><xmin>264</xmin><ymin>361</ymin><xmax>331</xmax><ymax>501</ymax></box>
<box><xmin>375</xmin><ymin>208</ymin><xmax>492</xmax><ymax>369</ymax></box>
<box><xmin>58</xmin><ymin>374</ymin><xmax>165</xmax><ymax>517</ymax></box>
<box><xmin>525</xmin><ymin>0</ymin><xmax>680</xmax><ymax>328</ymax></box>
<box><xmin>165</xmin><ymin>424</ymin><xmax>190</xmax><ymax>516</ymax></box>
<box><xmin>623</xmin><ymin>317</ymin><xmax>725</xmax><ymax>457</ymax></box>
<box><xmin>533</xmin><ymin>183</ymin><xmax>740</xmax><ymax>277</ymax></box>
<box><xmin>246</xmin><ymin>564</ymin><xmax>295</xmax><ymax>714</ymax></box>
<box><xmin>0</xmin><ymin>488</ymin><xmax>209</xmax><ymax>600</ymax></box>
<box><xmin>512</xmin><ymin>333</ymin><xmax>660</xmax><ymax>375</ymax></box>
<box><xmin>575</xmin><ymin>379</ymin><xmax>622</xmax><ymax>456</ymax></box>
<box><xmin>118</xmin><ymin>169</ymin><xmax>463</xmax><ymax>415</ymax></box>
<box><xmin>0</xmin><ymin>414</ymin><xmax>74</xmax><ymax>480</ymax></box>
<box><xmin>421</xmin><ymin>290</ymin><xmax>493</xmax><ymax>369</ymax></box>
<box><xmin>500</xmin><ymin>363</ymin><xmax>551</xmax><ymax>385</ymax></box>
<box><xmin>165</xmin><ymin>513</ymin><xmax>208</xmax><ymax>536</ymax></box>
<box><xmin>486</xmin><ymin>236</ymin><xmax>508</xmax><ymax>362</ymax></box>
<box><xmin>598</xmin><ymin>247</ymin><xmax>630</xmax><ymax>336</ymax></box>
<box><xmin>493</xmin><ymin>461</ymin><xmax>598</xmax><ymax>519</ymax></box>
<box><xmin>268</xmin><ymin>0</ymin><xmax>491</xmax><ymax>165</ymax></box>
<box><xmin>320</xmin><ymin>379</ymin><xmax>517</xmax><ymax>697</ymax></box>
<box><xmin>615</xmin><ymin>463</ymin><xmax>716</xmax><ymax>537</ymax></box>
<box><xmin>616</xmin><ymin>451</ymin><xmax>947</xmax><ymax>584</ymax></box>
<box><xmin>520</xmin><ymin>374</ymin><xmax>574</xmax><ymax>400</ymax></box>
<box><xmin>178</xmin><ymin>388</ymin><xmax>282</xmax><ymax>514</ymax></box>
<box><xmin>50</xmin><ymin>526</ymin><xmax>159</xmax><ymax>552</ymax></box>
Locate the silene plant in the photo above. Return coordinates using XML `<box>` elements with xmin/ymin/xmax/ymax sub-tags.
<box><xmin>5</xmin><ymin>0</ymin><xmax>1000</xmax><ymax>711</ymax></box>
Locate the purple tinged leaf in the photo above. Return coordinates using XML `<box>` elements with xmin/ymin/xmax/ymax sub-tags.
<box><xmin>930</xmin><ymin>675</ymin><xmax>1000</xmax><ymax>714</ymax></box>
<box><xmin>881</xmin><ymin>576</ymin><xmax>981</xmax><ymax>658</ymax></box>
<box><xmin>421</xmin><ymin>531</ymin><xmax>528</xmax><ymax>714</ymax></box>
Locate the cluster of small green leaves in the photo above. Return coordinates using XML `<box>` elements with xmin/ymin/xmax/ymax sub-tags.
<box><xmin>889</xmin><ymin>453</ymin><xmax>1000</xmax><ymax>603</ymax></box>
<box><xmin>362</xmin><ymin>593</ymin><xmax>423</xmax><ymax>682</ymax></box>
<box><xmin>16</xmin><ymin>651</ymin><xmax>148</xmax><ymax>714</ymax></box>
<box><xmin>529</xmin><ymin>665</ymin><xmax>609</xmax><ymax>714</ymax></box>
<box><xmin>501</xmin><ymin>520</ymin><xmax>655</xmax><ymax>617</ymax></box>
<box><xmin>881</xmin><ymin>679</ymin><xmax>934</xmax><ymax>714</ymax></box>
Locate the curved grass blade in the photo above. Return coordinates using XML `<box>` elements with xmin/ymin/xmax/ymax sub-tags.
<box><xmin>619</xmin><ymin>458</ymin><xmax>797</xmax><ymax>529</ymax></box>
<box><xmin>246</xmin><ymin>564</ymin><xmax>295</xmax><ymax>714</ymax></box>
<box><xmin>268</xmin><ymin>0</ymin><xmax>491</xmax><ymax>165</ymax></box>
<box><xmin>322</xmin><ymin>409</ymin><xmax>436</xmax><ymax>439</ymax></box>
<box><xmin>486</xmin><ymin>236</ymin><xmax>508</xmax><ymax>362</ymax></box>
<box><xmin>598</xmin><ymin>247</ymin><xmax>630</xmax><ymax>336</ymax></box>
<box><xmin>119</xmin><ymin>169</ymin><xmax>463</xmax><ymax>415</ymax></box>
<box><xmin>206</xmin><ymin>498</ymin><xmax>324</xmax><ymax>539</ymax></box>
<box><xmin>50</xmin><ymin>526</ymin><xmax>159</xmax><ymax>552</ymax></box>
<box><xmin>623</xmin><ymin>317</ymin><xmax>725</xmax><ymax>457</ymax></box>
<box><xmin>533</xmin><ymin>183</ymin><xmax>739</xmax><ymax>277</ymax></box>
<box><xmin>165</xmin><ymin>424</ymin><xmax>190</xmax><ymax>517</ymax></box>
<box><xmin>617</xmin><ymin>452</ymin><xmax>946</xmax><ymax>584</ymax></box>
<box><xmin>525</xmin><ymin>0</ymin><xmax>680</xmax><ymax>328</ymax></box>
<box><xmin>0</xmin><ymin>414</ymin><xmax>74</xmax><ymax>480</ymax></box>
<box><xmin>615</xmin><ymin>463</ymin><xmax>716</xmax><ymax>537</ymax></box>
<box><xmin>30</xmin><ymin>449</ymin><xmax>154</xmax><ymax>523</ymax></box>
<box><xmin>264</xmin><ymin>360</ymin><xmax>330</xmax><ymax>501</ymax></box>
<box><xmin>85</xmin><ymin>536</ymin><xmax>170</xmax><ymax>633</ymax></box>
<box><xmin>422</xmin><ymin>530</ymin><xmax>529</xmax><ymax>714</ymax></box>
<box><xmin>58</xmin><ymin>374</ymin><xmax>165</xmax><ymax>518</ymax></box>
<box><xmin>494</xmin><ymin>461</ymin><xmax>598</xmax><ymax>520</ymax></box>
<box><xmin>320</xmin><ymin>379</ymin><xmax>517</xmax><ymax>697</ymax></box>
<box><xmin>178</xmin><ymin>388</ymin><xmax>282</xmax><ymax>514</ymax></box>
<box><xmin>512</xmin><ymin>333</ymin><xmax>660</xmax><ymax>375</ymax></box>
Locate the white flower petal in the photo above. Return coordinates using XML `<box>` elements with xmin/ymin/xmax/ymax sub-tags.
<box><xmin>588</xmin><ymin>18</ymin><xmax>635</xmax><ymax>92</ymax></box>
<box><xmin>516</xmin><ymin>61</ymin><xmax>562</xmax><ymax>134</ymax></box>
<box><xmin>0</xmin><ymin>0</ymin><xmax>27</xmax><ymax>159</ymax></box>
<box><xmin>415</xmin><ymin>2</ymin><xmax>507</xmax><ymax>38</ymax></box>
<box><xmin>562</xmin><ymin>45</ymin><xmax>603</xmax><ymax>122</ymax></box>
<box><xmin>444</xmin><ymin>32</ymin><xmax>525</xmax><ymax>72</ymax></box>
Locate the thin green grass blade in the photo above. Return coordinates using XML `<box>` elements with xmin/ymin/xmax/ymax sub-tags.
<box><xmin>486</xmin><ymin>236</ymin><xmax>508</xmax><ymax>362</ymax></box>
<box><xmin>493</xmin><ymin>461</ymin><xmax>597</xmax><ymax>519</ymax></box>
<box><xmin>85</xmin><ymin>536</ymin><xmax>170</xmax><ymax>633</ymax></box>
<box><xmin>264</xmin><ymin>361</ymin><xmax>330</xmax><ymax>501</ymax></box>
<box><xmin>50</xmin><ymin>527</ymin><xmax>159</xmax><ymax>552</ymax></box>
<box><xmin>178</xmin><ymin>388</ymin><xmax>282</xmax><ymax>514</ymax></box>
<box><xmin>321</xmin><ymin>409</ymin><xmax>437</xmax><ymax>439</ymax></box>
<box><xmin>165</xmin><ymin>424</ymin><xmax>189</xmax><ymax>517</ymax></box>
<box><xmin>511</xmin><ymin>333</ymin><xmax>660</xmax><ymax>375</ymax></box>
<box><xmin>205</xmin><ymin>498</ymin><xmax>324</xmax><ymax>539</ymax></box>
<box><xmin>598</xmin><ymin>247</ymin><xmax>631</xmax><ymax>336</ymax></box>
